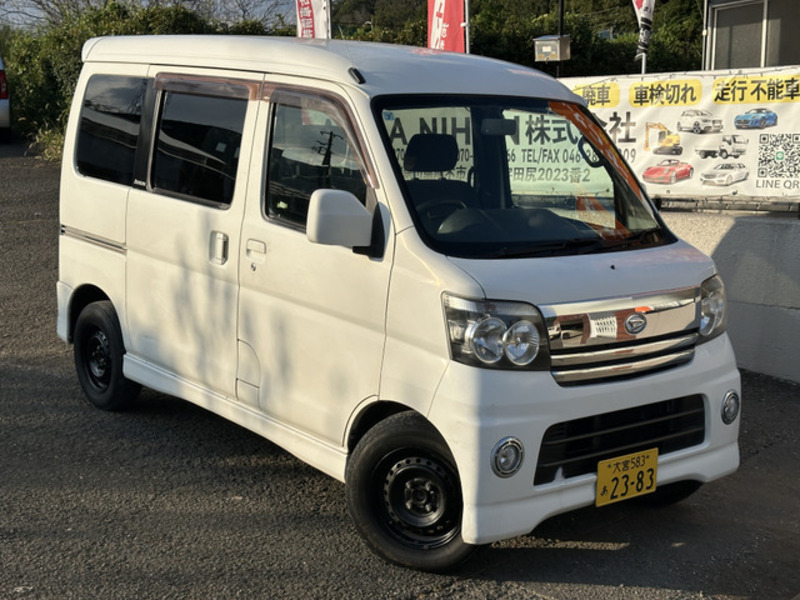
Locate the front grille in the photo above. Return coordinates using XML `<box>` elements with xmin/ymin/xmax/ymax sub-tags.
<box><xmin>550</xmin><ymin>332</ymin><xmax>697</xmax><ymax>386</ymax></box>
<box><xmin>534</xmin><ymin>395</ymin><xmax>705</xmax><ymax>486</ymax></box>
<box><xmin>541</xmin><ymin>285</ymin><xmax>700</xmax><ymax>387</ymax></box>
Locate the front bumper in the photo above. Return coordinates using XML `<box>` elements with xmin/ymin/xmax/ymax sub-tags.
<box><xmin>427</xmin><ymin>334</ymin><xmax>740</xmax><ymax>545</ymax></box>
<box><xmin>642</xmin><ymin>174</ymin><xmax>671</xmax><ymax>184</ymax></box>
<box><xmin>734</xmin><ymin>119</ymin><xmax>766</xmax><ymax>129</ymax></box>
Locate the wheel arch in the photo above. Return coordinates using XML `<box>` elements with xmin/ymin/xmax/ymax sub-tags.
<box><xmin>66</xmin><ymin>285</ymin><xmax>111</xmax><ymax>343</ymax></box>
<box><xmin>346</xmin><ymin>400</ymin><xmax>417</xmax><ymax>454</ymax></box>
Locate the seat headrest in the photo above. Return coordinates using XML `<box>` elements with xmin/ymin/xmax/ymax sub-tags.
<box><xmin>403</xmin><ymin>134</ymin><xmax>459</xmax><ymax>173</ymax></box>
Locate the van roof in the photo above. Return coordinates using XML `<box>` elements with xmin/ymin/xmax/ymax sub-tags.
<box><xmin>82</xmin><ymin>36</ymin><xmax>579</xmax><ymax>101</ymax></box>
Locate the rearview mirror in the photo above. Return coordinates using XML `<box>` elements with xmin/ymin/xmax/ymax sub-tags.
<box><xmin>481</xmin><ymin>118</ymin><xmax>517</xmax><ymax>136</ymax></box>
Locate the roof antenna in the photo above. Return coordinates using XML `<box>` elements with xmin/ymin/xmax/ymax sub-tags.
<box><xmin>338</xmin><ymin>27</ymin><xmax>366</xmax><ymax>85</ymax></box>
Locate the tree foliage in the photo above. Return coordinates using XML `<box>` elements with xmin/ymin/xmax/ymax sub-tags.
<box><xmin>1</xmin><ymin>0</ymin><xmax>704</xmax><ymax>153</ymax></box>
<box><xmin>0</xmin><ymin>0</ymin><xmax>292</xmax><ymax>29</ymax></box>
<box><xmin>2</xmin><ymin>2</ymin><xmax>290</xmax><ymax>150</ymax></box>
<box><xmin>334</xmin><ymin>0</ymin><xmax>704</xmax><ymax>76</ymax></box>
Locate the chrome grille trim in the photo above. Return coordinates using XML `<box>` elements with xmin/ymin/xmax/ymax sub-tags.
<box><xmin>552</xmin><ymin>347</ymin><xmax>695</xmax><ymax>384</ymax></box>
<box><xmin>550</xmin><ymin>333</ymin><xmax>697</xmax><ymax>368</ymax></box>
<box><xmin>540</xmin><ymin>286</ymin><xmax>701</xmax><ymax>385</ymax></box>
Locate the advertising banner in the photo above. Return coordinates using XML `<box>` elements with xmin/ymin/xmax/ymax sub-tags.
<box><xmin>563</xmin><ymin>66</ymin><xmax>800</xmax><ymax>204</ymax></box>
<box><xmin>428</xmin><ymin>0</ymin><xmax>466</xmax><ymax>53</ymax></box>
<box><xmin>296</xmin><ymin>0</ymin><xmax>330</xmax><ymax>39</ymax></box>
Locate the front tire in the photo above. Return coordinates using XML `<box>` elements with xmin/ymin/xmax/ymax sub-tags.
<box><xmin>74</xmin><ymin>301</ymin><xmax>141</xmax><ymax>411</ymax></box>
<box><xmin>345</xmin><ymin>412</ymin><xmax>477</xmax><ymax>572</ymax></box>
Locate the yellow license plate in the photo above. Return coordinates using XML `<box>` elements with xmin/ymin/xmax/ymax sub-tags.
<box><xmin>595</xmin><ymin>448</ymin><xmax>658</xmax><ymax>507</ymax></box>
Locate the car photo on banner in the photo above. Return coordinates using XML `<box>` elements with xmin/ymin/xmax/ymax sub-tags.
<box><xmin>700</xmin><ymin>163</ymin><xmax>749</xmax><ymax>186</ymax></box>
<box><xmin>677</xmin><ymin>109</ymin><xmax>723</xmax><ymax>134</ymax></box>
<box><xmin>641</xmin><ymin>159</ymin><xmax>694</xmax><ymax>184</ymax></box>
<box><xmin>734</xmin><ymin>108</ymin><xmax>778</xmax><ymax>129</ymax></box>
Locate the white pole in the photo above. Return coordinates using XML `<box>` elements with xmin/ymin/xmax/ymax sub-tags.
<box><xmin>464</xmin><ymin>0</ymin><xmax>471</xmax><ymax>54</ymax></box>
<box><xmin>326</xmin><ymin>0</ymin><xmax>332</xmax><ymax>39</ymax></box>
<box><xmin>701</xmin><ymin>0</ymin><xmax>708</xmax><ymax>69</ymax></box>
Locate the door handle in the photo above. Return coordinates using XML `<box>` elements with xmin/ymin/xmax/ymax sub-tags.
<box><xmin>246</xmin><ymin>239</ymin><xmax>267</xmax><ymax>264</ymax></box>
<box><xmin>211</xmin><ymin>231</ymin><xmax>229</xmax><ymax>265</ymax></box>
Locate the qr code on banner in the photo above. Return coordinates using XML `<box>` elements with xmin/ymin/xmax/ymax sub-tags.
<box><xmin>757</xmin><ymin>134</ymin><xmax>800</xmax><ymax>178</ymax></box>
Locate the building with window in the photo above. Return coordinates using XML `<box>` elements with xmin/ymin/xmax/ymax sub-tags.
<box><xmin>704</xmin><ymin>0</ymin><xmax>799</xmax><ymax>69</ymax></box>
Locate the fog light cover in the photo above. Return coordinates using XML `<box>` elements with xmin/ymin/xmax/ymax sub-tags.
<box><xmin>492</xmin><ymin>437</ymin><xmax>524</xmax><ymax>478</ymax></box>
<box><xmin>721</xmin><ymin>390</ymin><xmax>740</xmax><ymax>425</ymax></box>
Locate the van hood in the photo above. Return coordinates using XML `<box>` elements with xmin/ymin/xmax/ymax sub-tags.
<box><xmin>447</xmin><ymin>240</ymin><xmax>716</xmax><ymax>305</ymax></box>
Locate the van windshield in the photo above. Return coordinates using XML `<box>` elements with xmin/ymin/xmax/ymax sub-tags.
<box><xmin>375</xmin><ymin>96</ymin><xmax>671</xmax><ymax>258</ymax></box>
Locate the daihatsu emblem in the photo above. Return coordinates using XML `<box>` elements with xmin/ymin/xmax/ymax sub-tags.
<box><xmin>624</xmin><ymin>313</ymin><xmax>647</xmax><ymax>335</ymax></box>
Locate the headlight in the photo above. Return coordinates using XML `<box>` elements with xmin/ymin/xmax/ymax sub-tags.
<box><xmin>443</xmin><ymin>293</ymin><xmax>549</xmax><ymax>369</ymax></box>
<box><xmin>699</xmin><ymin>274</ymin><xmax>727</xmax><ymax>339</ymax></box>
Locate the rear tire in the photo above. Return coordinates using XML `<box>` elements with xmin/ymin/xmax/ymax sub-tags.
<box><xmin>74</xmin><ymin>301</ymin><xmax>141</xmax><ymax>411</ymax></box>
<box><xmin>345</xmin><ymin>412</ymin><xmax>478</xmax><ymax>572</ymax></box>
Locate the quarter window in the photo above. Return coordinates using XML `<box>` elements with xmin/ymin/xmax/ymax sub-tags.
<box><xmin>76</xmin><ymin>75</ymin><xmax>147</xmax><ymax>185</ymax></box>
<box><xmin>266</xmin><ymin>95</ymin><xmax>368</xmax><ymax>227</ymax></box>
<box><xmin>152</xmin><ymin>91</ymin><xmax>247</xmax><ymax>207</ymax></box>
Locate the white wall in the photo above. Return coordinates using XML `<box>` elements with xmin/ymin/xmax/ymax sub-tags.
<box><xmin>662</xmin><ymin>211</ymin><xmax>800</xmax><ymax>383</ymax></box>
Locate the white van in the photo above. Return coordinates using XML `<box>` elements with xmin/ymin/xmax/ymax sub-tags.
<box><xmin>58</xmin><ymin>36</ymin><xmax>740</xmax><ymax>571</ymax></box>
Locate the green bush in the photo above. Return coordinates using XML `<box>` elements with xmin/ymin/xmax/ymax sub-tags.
<box><xmin>3</xmin><ymin>2</ymin><xmax>275</xmax><ymax>156</ymax></box>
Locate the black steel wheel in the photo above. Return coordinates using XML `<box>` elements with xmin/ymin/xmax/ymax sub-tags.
<box><xmin>74</xmin><ymin>301</ymin><xmax>140</xmax><ymax>411</ymax></box>
<box><xmin>345</xmin><ymin>412</ymin><xmax>478</xmax><ymax>572</ymax></box>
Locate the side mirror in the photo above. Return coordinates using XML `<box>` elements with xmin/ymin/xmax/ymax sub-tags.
<box><xmin>307</xmin><ymin>189</ymin><xmax>373</xmax><ymax>248</ymax></box>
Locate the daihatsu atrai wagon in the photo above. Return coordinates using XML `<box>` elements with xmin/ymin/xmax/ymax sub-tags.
<box><xmin>57</xmin><ymin>36</ymin><xmax>741</xmax><ymax>571</ymax></box>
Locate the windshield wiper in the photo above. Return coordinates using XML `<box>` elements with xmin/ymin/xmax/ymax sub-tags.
<box><xmin>487</xmin><ymin>238</ymin><xmax>606</xmax><ymax>258</ymax></box>
<box><xmin>484</xmin><ymin>228</ymin><xmax>665</xmax><ymax>258</ymax></box>
<box><xmin>603</xmin><ymin>227</ymin><xmax>664</xmax><ymax>250</ymax></box>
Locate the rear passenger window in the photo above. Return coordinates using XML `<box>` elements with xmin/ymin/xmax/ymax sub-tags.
<box><xmin>152</xmin><ymin>92</ymin><xmax>247</xmax><ymax>207</ymax></box>
<box><xmin>267</xmin><ymin>95</ymin><xmax>368</xmax><ymax>227</ymax></box>
<box><xmin>76</xmin><ymin>75</ymin><xmax>146</xmax><ymax>185</ymax></box>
